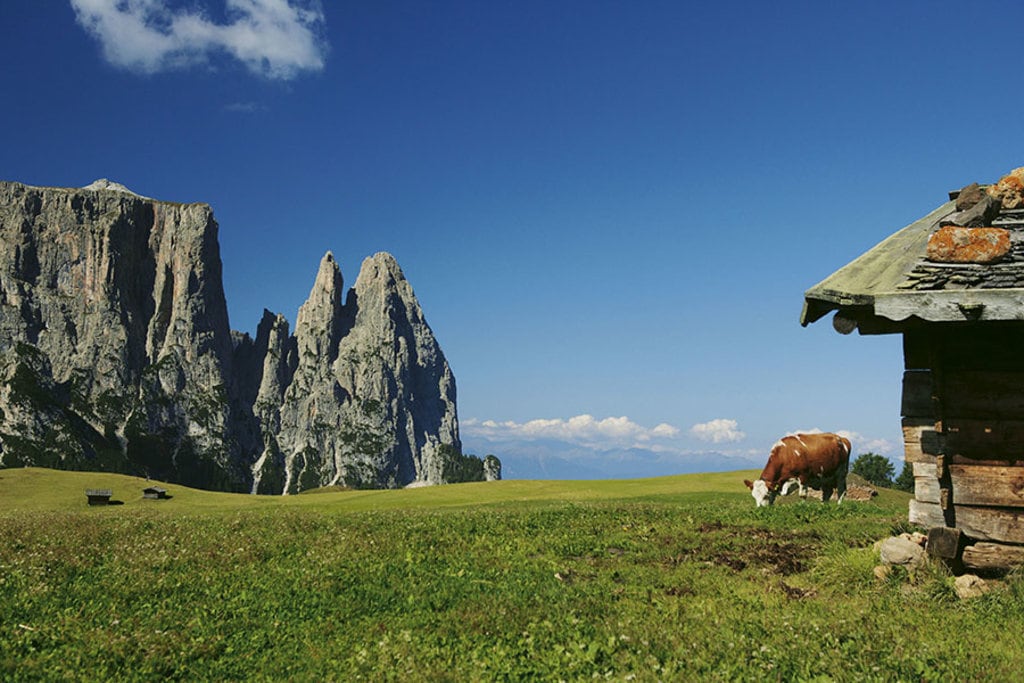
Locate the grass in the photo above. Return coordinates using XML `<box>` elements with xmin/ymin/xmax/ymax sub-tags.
<box><xmin>2</xmin><ymin>467</ymin><xmax>1024</xmax><ymax>681</ymax></box>
<box><xmin>0</xmin><ymin>467</ymin><xmax>774</xmax><ymax>513</ymax></box>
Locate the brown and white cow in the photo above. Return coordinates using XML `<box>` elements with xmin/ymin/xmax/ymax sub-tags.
<box><xmin>743</xmin><ymin>432</ymin><xmax>850</xmax><ymax>507</ymax></box>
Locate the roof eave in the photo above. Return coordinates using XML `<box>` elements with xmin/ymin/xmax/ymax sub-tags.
<box><xmin>801</xmin><ymin>200</ymin><xmax>958</xmax><ymax>328</ymax></box>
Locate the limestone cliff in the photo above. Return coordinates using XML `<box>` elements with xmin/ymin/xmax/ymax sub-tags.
<box><xmin>0</xmin><ymin>180</ymin><xmax>485</xmax><ymax>492</ymax></box>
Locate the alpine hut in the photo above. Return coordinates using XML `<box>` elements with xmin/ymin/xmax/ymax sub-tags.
<box><xmin>142</xmin><ymin>486</ymin><xmax>168</xmax><ymax>500</ymax></box>
<box><xmin>86</xmin><ymin>489</ymin><xmax>113</xmax><ymax>506</ymax></box>
<box><xmin>802</xmin><ymin>168</ymin><xmax>1024</xmax><ymax>571</ymax></box>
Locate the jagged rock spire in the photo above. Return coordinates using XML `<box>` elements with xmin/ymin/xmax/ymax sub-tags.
<box><xmin>294</xmin><ymin>251</ymin><xmax>344</xmax><ymax>365</ymax></box>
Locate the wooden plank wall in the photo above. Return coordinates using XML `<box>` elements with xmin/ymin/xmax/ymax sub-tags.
<box><xmin>903</xmin><ymin>323</ymin><xmax>1024</xmax><ymax>570</ymax></box>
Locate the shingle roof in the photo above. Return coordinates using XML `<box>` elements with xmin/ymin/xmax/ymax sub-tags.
<box><xmin>802</xmin><ymin>195</ymin><xmax>1024</xmax><ymax>328</ymax></box>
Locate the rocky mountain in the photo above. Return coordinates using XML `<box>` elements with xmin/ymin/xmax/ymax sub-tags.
<box><xmin>0</xmin><ymin>180</ymin><xmax>496</xmax><ymax>492</ymax></box>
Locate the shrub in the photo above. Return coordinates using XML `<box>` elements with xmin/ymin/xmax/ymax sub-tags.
<box><xmin>852</xmin><ymin>452</ymin><xmax>895</xmax><ymax>487</ymax></box>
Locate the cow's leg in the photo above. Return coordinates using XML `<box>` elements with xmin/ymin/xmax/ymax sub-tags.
<box><xmin>836</xmin><ymin>472</ymin><xmax>847</xmax><ymax>504</ymax></box>
<box><xmin>821</xmin><ymin>484</ymin><xmax>833</xmax><ymax>503</ymax></box>
<box><xmin>798</xmin><ymin>479</ymin><xmax>808</xmax><ymax>501</ymax></box>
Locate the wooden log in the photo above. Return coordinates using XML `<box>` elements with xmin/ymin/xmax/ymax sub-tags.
<box><xmin>927</xmin><ymin>527</ymin><xmax>961</xmax><ymax>559</ymax></box>
<box><xmin>922</xmin><ymin>428</ymin><xmax>944</xmax><ymax>456</ymax></box>
<box><xmin>903</xmin><ymin>331</ymin><xmax>935</xmax><ymax>371</ymax></box>
<box><xmin>914</xmin><ymin>475</ymin><xmax>940</xmax><ymax>505</ymax></box>
<box><xmin>912</xmin><ymin>503</ymin><xmax>1024</xmax><ymax>544</ymax></box>
<box><xmin>943</xmin><ymin>418</ymin><xmax>1024</xmax><ymax>460</ymax></box>
<box><xmin>921</xmin><ymin>322</ymin><xmax>1024</xmax><ymax>372</ymax></box>
<box><xmin>948</xmin><ymin>464</ymin><xmax>1024</xmax><ymax>507</ymax></box>
<box><xmin>902</xmin><ymin>418</ymin><xmax>942</xmax><ymax>464</ymax></box>
<box><xmin>857</xmin><ymin>317</ymin><xmax>911</xmax><ymax>336</ymax></box>
<box><xmin>962</xmin><ymin>542</ymin><xmax>1024</xmax><ymax>570</ymax></box>
<box><xmin>943</xmin><ymin>371</ymin><xmax>1024</xmax><ymax>420</ymax></box>
<box><xmin>901</xmin><ymin>370</ymin><xmax>937</xmax><ymax>419</ymax></box>
<box><xmin>903</xmin><ymin>416</ymin><xmax>941</xmax><ymax>432</ymax></box>
<box><xmin>917</xmin><ymin>458</ymin><xmax>937</xmax><ymax>501</ymax></box>
<box><xmin>913</xmin><ymin>462</ymin><xmax>937</xmax><ymax>478</ymax></box>
<box><xmin>904</xmin><ymin>442</ymin><xmax>937</xmax><ymax>465</ymax></box>
<box><xmin>956</xmin><ymin>505</ymin><xmax>1024</xmax><ymax>544</ymax></box>
<box><xmin>909</xmin><ymin>499</ymin><xmax>945</xmax><ymax>529</ymax></box>
<box><xmin>941</xmin><ymin>488</ymin><xmax>952</xmax><ymax>511</ymax></box>
<box><xmin>936</xmin><ymin>455</ymin><xmax>946</xmax><ymax>480</ymax></box>
<box><xmin>832</xmin><ymin>312</ymin><xmax>858</xmax><ymax>335</ymax></box>
<box><xmin>950</xmin><ymin>455</ymin><xmax>1024</xmax><ymax>467</ymax></box>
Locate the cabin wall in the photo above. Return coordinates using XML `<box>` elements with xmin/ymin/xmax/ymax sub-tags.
<box><xmin>902</xmin><ymin>322</ymin><xmax>1024</xmax><ymax>570</ymax></box>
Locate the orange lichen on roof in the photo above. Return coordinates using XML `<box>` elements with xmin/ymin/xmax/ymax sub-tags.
<box><xmin>987</xmin><ymin>167</ymin><xmax>1024</xmax><ymax>209</ymax></box>
<box><xmin>926</xmin><ymin>226</ymin><xmax>1011</xmax><ymax>264</ymax></box>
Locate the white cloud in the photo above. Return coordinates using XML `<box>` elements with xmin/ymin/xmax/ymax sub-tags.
<box><xmin>689</xmin><ymin>418</ymin><xmax>745</xmax><ymax>444</ymax></box>
<box><xmin>836</xmin><ymin>431</ymin><xmax>896</xmax><ymax>456</ymax></box>
<box><xmin>70</xmin><ymin>0</ymin><xmax>327</xmax><ymax>79</ymax></box>
<box><xmin>464</xmin><ymin>414</ymin><xmax>681</xmax><ymax>449</ymax></box>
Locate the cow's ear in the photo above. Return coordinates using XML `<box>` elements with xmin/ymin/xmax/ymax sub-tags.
<box><xmin>743</xmin><ymin>479</ymin><xmax>753</xmax><ymax>490</ymax></box>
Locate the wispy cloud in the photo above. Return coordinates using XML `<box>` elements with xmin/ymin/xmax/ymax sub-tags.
<box><xmin>689</xmin><ymin>418</ymin><xmax>745</xmax><ymax>444</ymax></box>
<box><xmin>835</xmin><ymin>430</ymin><xmax>895</xmax><ymax>456</ymax></box>
<box><xmin>70</xmin><ymin>0</ymin><xmax>327</xmax><ymax>79</ymax></box>
<box><xmin>463</xmin><ymin>414</ymin><xmax>681</xmax><ymax>449</ymax></box>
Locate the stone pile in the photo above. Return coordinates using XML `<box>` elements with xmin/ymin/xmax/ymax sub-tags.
<box><xmin>923</xmin><ymin>168</ymin><xmax>1024</xmax><ymax>266</ymax></box>
<box><xmin>872</xmin><ymin>532</ymin><xmax>1001</xmax><ymax>599</ymax></box>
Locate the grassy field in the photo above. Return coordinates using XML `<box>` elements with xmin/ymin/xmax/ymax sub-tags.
<box><xmin>2</xmin><ymin>467</ymin><xmax>1024</xmax><ymax>681</ymax></box>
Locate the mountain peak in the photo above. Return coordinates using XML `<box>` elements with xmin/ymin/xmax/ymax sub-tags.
<box><xmin>82</xmin><ymin>178</ymin><xmax>145</xmax><ymax>197</ymax></box>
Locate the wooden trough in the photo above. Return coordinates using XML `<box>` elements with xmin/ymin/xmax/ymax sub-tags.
<box><xmin>802</xmin><ymin>178</ymin><xmax>1024</xmax><ymax>571</ymax></box>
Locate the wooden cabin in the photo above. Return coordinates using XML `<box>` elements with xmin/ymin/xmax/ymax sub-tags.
<box><xmin>142</xmin><ymin>486</ymin><xmax>168</xmax><ymax>500</ymax></box>
<box><xmin>85</xmin><ymin>489</ymin><xmax>113</xmax><ymax>506</ymax></box>
<box><xmin>802</xmin><ymin>181</ymin><xmax>1024</xmax><ymax>571</ymax></box>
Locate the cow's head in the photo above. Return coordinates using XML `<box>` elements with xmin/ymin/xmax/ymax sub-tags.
<box><xmin>743</xmin><ymin>478</ymin><xmax>777</xmax><ymax>507</ymax></box>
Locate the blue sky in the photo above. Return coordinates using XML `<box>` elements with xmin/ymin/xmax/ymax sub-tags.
<box><xmin>4</xmin><ymin>1</ymin><xmax>1024</xmax><ymax>478</ymax></box>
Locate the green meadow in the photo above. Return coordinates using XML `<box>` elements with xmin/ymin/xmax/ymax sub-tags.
<box><xmin>2</xmin><ymin>467</ymin><xmax>1024</xmax><ymax>681</ymax></box>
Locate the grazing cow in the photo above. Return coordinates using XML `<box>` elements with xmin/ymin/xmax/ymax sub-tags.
<box><xmin>743</xmin><ymin>432</ymin><xmax>850</xmax><ymax>507</ymax></box>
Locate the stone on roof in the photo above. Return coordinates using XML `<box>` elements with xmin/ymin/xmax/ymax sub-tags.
<box><xmin>802</xmin><ymin>174</ymin><xmax>1024</xmax><ymax>329</ymax></box>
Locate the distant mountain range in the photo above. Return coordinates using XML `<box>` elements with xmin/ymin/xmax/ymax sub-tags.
<box><xmin>465</xmin><ymin>437</ymin><xmax>759</xmax><ymax>480</ymax></box>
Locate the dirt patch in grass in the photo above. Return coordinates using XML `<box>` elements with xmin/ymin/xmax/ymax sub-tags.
<box><xmin>687</xmin><ymin>526</ymin><xmax>819</xmax><ymax>576</ymax></box>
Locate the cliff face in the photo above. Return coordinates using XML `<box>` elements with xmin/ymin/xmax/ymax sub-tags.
<box><xmin>0</xmin><ymin>180</ymin><xmax>475</xmax><ymax>492</ymax></box>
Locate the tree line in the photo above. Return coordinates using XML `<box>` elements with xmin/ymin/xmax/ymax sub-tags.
<box><xmin>851</xmin><ymin>452</ymin><xmax>913</xmax><ymax>492</ymax></box>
